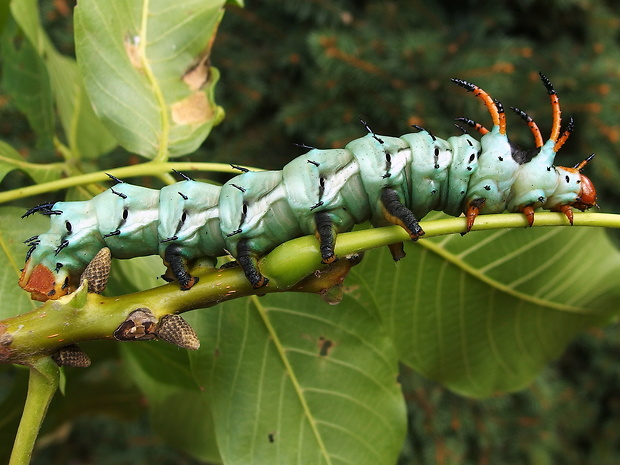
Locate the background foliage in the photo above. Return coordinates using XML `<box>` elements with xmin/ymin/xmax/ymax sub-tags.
<box><xmin>1</xmin><ymin>0</ymin><xmax>620</xmax><ymax>464</ymax></box>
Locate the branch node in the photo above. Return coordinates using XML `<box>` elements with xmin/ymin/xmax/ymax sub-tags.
<box><xmin>80</xmin><ymin>247</ymin><xmax>112</xmax><ymax>294</ymax></box>
<box><xmin>113</xmin><ymin>308</ymin><xmax>158</xmax><ymax>341</ymax></box>
<box><xmin>52</xmin><ymin>344</ymin><xmax>91</xmax><ymax>367</ymax></box>
<box><xmin>156</xmin><ymin>314</ymin><xmax>200</xmax><ymax>350</ymax></box>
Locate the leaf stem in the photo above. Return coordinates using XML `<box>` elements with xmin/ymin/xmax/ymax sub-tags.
<box><xmin>0</xmin><ymin>161</ymin><xmax>258</xmax><ymax>204</ymax></box>
<box><xmin>9</xmin><ymin>357</ymin><xmax>59</xmax><ymax>465</ymax></box>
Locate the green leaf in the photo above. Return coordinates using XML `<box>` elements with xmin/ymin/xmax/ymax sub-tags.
<box><xmin>187</xmin><ymin>292</ymin><xmax>406</xmax><ymax>465</ymax></box>
<box><xmin>0</xmin><ymin>18</ymin><xmax>54</xmax><ymax>150</ymax></box>
<box><xmin>0</xmin><ymin>207</ymin><xmax>45</xmax><ymax>319</ymax></box>
<box><xmin>46</xmin><ymin>51</ymin><xmax>118</xmax><ymax>160</ymax></box>
<box><xmin>0</xmin><ymin>141</ymin><xmax>62</xmax><ymax>185</ymax></box>
<box><xmin>120</xmin><ymin>341</ymin><xmax>222</xmax><ymax>463</ymax></box>
<box><xmin>74</xmin><ymin>0</ymin><xmax>227</xmax><ymax>160</ymax></box>
<box><xmin>351</xmin><ymin>224</ymin><xmax>620</xmax><ymax>397</ymax></box>
<box><xmin>10</xmin><ymin>0</ymin><xmax>117</xmax><ymax>160</ymax></box>
<box><xmin>105</xmin><ymin>255</ymin><xmax>163</xmax><ymax>297</ymax></box>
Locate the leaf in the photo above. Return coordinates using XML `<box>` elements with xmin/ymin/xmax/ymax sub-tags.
<box><xmin>105</xmin><ymin>255</ymin><xmax>164</xmax><ymax>296</ymax></box>
<box><xmin>46</xmin><ymin>51</ymin><xmax>118</xmax><ymax>160</ymax></box>
<box><xmin>120</xmin><ymin>341</ymin><xmax>222</xmax><ymax>463</ymax></box>
<box><xmin>0</xmin><ymin>141</ymin><xmax>62</xmax><ymax>185</ymax></box>
<box><xmin>186</xmin><ymin>292</ymin><xmax>406</xmax><ymax>465</ymax></box>
<box><xmin>350</xmin><ymin>224</ymin><xmax>620</xmax><ymax>397</ymax></box>
<box><xmin>0</xmin><ymin>18</ymin><xmax>54</xmax><ymax>150</ymax></box>
<box><xmin>74</xmin><ymin>0</ymin><xmax>227</xmax><ymax>159</ymax></box>
<box><xmin>0</xmin><ymin>207</ymin><xmax>46</xmax><ymax>318</ymax></box>
<box><xmin>10</xmin><ymin>0</ymin><xmax>117</xmax><ymax>160</ymax></box>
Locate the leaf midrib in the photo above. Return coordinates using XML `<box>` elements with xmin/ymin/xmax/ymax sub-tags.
<box><xmin>418</xmin><ymin>238</ymin><xmax>591</xmax><ymax>314</ymax></box>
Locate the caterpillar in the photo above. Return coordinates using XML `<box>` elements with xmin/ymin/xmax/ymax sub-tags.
<box><xmin>18</xmin><ymin>73</ymin><xmax>598</xmax><ymax>301</ymax></box>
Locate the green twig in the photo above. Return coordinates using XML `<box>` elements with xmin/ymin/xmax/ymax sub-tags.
<box><xmin>8</xmin><ymin>357</ymin><xmax>59</xmax><ymax>465</ymax></box>
<box><xmin>2</xmin><ymin>211</ymin><xmax>618</xmax><ymax>366</ymax></box>
<box><xmin>0</xmin><ymin>161</ymin><xmax>259</xmax><ymax>205</ymax></box>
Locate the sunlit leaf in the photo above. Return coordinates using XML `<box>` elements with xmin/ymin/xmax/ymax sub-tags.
<box><xmin>74</xmin><ymin>0</ymin><xmax>227</xmax><ymax>159</ymax></box>
<box><xmin>121</xmin><ymin>341</ymin><xmax>222</xmax><ymax>463</ymax></box>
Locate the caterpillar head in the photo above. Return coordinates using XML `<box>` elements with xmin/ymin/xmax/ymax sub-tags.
<box><xmin>546</xmin><ymin>157</ymin><xmax>598</xmax><ymax>223</ymax></box>
<box><xmin>556</xmin><ymin>154</ymin><xmax>598</xmax><ymax>212</ymax></box>
<box><xmin>570</xmin><ymin>154</ymin><xmax>598</xmax><ymax>211</ymax></box>
<box><xmin>20</xmin><ymin>200</ymin><xmax>107</xmax><ymax>301</ymax></box>
<box><xmin>19</xmin><ymin>235</ymin><xmax>78</xmax><ymax>301</ymax></box>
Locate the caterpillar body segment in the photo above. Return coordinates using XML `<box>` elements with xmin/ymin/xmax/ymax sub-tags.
<box><xmin>441</xmin><ymin>134</ymin><xmax>480</xmax><ymax>217</ymax></box>
<box><xmin>19</xmin><ymin>75</ymin><xmax>599</xmax><ymax>301</ymax></box>
<box><xmin>219</xmin><ymin>170</ymin><xmax>302</xmax><ymax>286</ymax></box>
<box><xmin>158</xmin><ymin>180</ymin><xmax>226</xmax><ymax>288</ymax></box>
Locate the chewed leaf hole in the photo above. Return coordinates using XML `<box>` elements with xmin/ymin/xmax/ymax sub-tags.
<box><xmin>318</xmin><ymin>336</ymin><xmax>334</xmax><ymax>356</ymax></box>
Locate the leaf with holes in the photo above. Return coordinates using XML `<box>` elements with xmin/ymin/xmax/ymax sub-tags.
<box><xmin>183</xmin><ymin>294</ymin><xmax>406</xmax><ymax>465</ymax></box>
<box><xmin>74</xmin><ymin>0</ymin><xmax>227</xmax><ymax>159</ymax></box>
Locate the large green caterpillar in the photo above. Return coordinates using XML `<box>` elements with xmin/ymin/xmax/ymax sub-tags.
<box><xmin>19</xmin><ymin>73</ymin><xmax>597</xmax><ymax>301</ymax></box>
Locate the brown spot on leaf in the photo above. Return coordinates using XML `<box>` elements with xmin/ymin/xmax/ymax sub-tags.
<box><xmin>318</xmin><ymin>336</ymin><xmax>334</xmax><ymax>357</ymax></box>
<box><xmin>124</xmin><ymin>33</ymin><xmax>143</xmax><ymax>70</ymax></box>
<box><xmin>183</xmin><ymin>54</ymin><xmax>211</xmax><ymax>91</ymax></box>
<box><xmin>171</xmin><ymin>92</ymin><xmax>214</xmax><ymax>125</ymax></box>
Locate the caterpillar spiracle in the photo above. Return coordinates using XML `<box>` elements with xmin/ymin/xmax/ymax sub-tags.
<box><xmin>19</xmin><ymin>73</ymin><xmax>598</xmax><ymax>301</ymax></box>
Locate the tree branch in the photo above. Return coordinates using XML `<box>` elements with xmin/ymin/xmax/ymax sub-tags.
<box><xmin>1</xmin><ymin>212</ymin><xmax>618</xmax><ymax>366</ymax></box>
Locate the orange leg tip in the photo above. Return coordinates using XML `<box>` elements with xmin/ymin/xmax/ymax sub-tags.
<box><xmin>180</xmin><ymin>276</ymin><xmax>199</xmax><ymax>291</ymax></box>
<box><xmin>560</xmin><ymin>205</ymin><xmax>574</xmax><ymax>225</ymax></box>
<box><xmin>409</xmin><ymin>230</ymin><xmax>425</xmax><ymax>241</ymax></box>
<box><xmin>321</xmin><ymin>254</ymin><xmax>338</xmax><ymax>265</ymax></box>
<box><xmin>465</xmin><ymin>205</ymin><xmax>480</xmax><ymax>232</ymax></box>
<box><xmin>521</xmin><ymin>205</ymin><xmax>535</xmax><ymax>227</ymax></box>
<box><xmin>253</xmin><ymin>276</ymin><xmax>269</xmax><ymax>288</ymax></box>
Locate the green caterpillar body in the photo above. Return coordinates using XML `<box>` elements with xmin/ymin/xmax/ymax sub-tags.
<box><xmin>19</xmin><ymin>74</ymin><xmax>597</xmax><ymax>301</ymax></box>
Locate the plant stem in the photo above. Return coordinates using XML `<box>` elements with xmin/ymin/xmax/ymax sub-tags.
<box><xmin>9</xmin><ymin>357</ymin><xmax>59</xmax><ymax>465</ymax></box>
<box><xmin>0</xmin><ymin>161</ymin><xmax>259</xmax><ymax>205</ymax></box>
<box><xmin>1</xmin><ymin>212</ymin><xmax>619</xmax><ymax>365</ymax></box>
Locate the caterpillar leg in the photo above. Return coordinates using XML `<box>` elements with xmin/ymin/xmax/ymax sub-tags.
<box><xmin>465</xmin><ymin>198</ymin><xmax>486</xmax><ymax>232</ymax></box>
<box><xmin>387</xmin><ymin>243</ymin><xmax>406</xmax><ymax>262</ymax></box>
<box><xmin>379</xmin><ymin>188</ymin><xmax>425</xmax><ymax>261</ymax></box>
<box><xmin>236</xmin><ymin>239</ymin><xmax>269</xmax><ymax>288</ymax></box>
<box><xmin>314</xmin><ymin>211</ymin><xmax>338</xmax><ymax>264</ymax></box>
<box><xmin>554</xmin><ymin>204</ymin><xmax>574</xmax><ymax>225</ymax></box>
<box><xmin>164</xmin><ymin>244</ymin><xmax>199</xmax><ymax>291</ymax></box>
<box><xmin>520</xmin><ymin>205</ymin><xmax>536</xmax><ymax>227</ymax></box>
<box><xmin>380</xmin><ymin>188</ymin><xmax>424</xmax><ymax>238</ymax></box>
